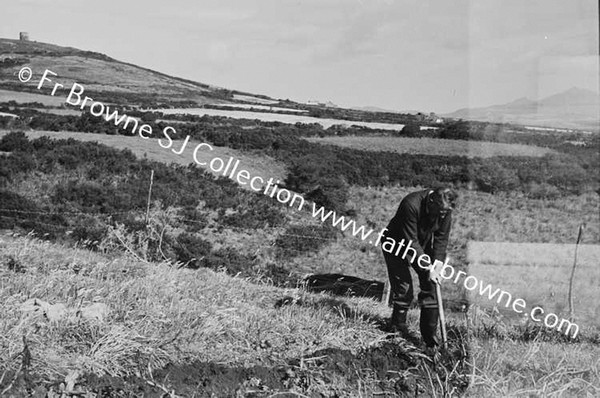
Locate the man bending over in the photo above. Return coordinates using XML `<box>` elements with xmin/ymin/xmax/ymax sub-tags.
<box><xmin>381</xmin><ymin>187</ymin><xmax>457</xmax><ymax>351</ymax></box>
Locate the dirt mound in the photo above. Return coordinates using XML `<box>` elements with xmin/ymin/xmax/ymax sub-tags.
<box><xmin>4</xmin><ymin>336</ymin><xmax>469</xmax><ymax>396</ymax></box>
<box><xmin>77</xmin><ymin>342</ymin><xmax>442</xmax><ymax>397</ymax></box>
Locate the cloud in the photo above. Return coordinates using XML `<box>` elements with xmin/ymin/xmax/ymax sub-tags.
<box><xmin>2</xmin><ymin>0</ymin><xmax>596</xmax><ymax>112</ymax></box>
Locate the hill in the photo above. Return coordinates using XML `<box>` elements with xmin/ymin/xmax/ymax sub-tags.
<box><xmin>0</xmin><ymin>38</ymin><xmax>275</xmax><ymax>107</ymax></box>
<box><xmin>0</xmin><ymin>38</ymin><xmax>442</xmax><ymax>127</ymax></box>
<box><xmin>445</xmin><ymin>87</ymin><xmax>600</xmax><ymax>131</ymax></box>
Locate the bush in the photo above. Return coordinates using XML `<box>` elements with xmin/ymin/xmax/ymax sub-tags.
<box><xmin>471</xmin><ymin>162</ymin><xmax>520</xmax><ymax>193</ymax></box>
<box><xmin>222</xmin><ymin>200</ymin><xmax>285</xmax><ymax>229</ymax></box>
<box><xmin>0</xmin><ymin>131</ymin><xmax>31</xmax><ymax>152</ymax></box>
<box><xmin>285</xmin><ymin>156</ymin><xmax>350</xmax><ymax>212</ymax></box>
<box><xmin>260</xmin><ymin>263</ymin><xmax>294</xmax><ymax>286</ymax></box>
<box><xmin>70</xmin><ymin>216</ymin><xmax>107</xmax><ymax>248</ymax></box>
<box><xmin>284</xmin><ymin>157</ymin><xmax>325</xmax><ymax>192</ymax></box>
<box><xmin>399</xmin><ymin>122</ymin><xmax>421</xmax><ymax>137</ymax></box>
<box><xmin>544</xmin><ymin>155</ymin><xmax>591</xmax><ymax>194</ymax></box>
<box><xmin>201</xmin><ymin>247</ymin><xmax>255</xmax><ymax>275</ymax></box>
<box><xmin>438</xmin><ymin>120</ymin><xmax>470</xmax><ymax>140</ymax></box>
<box><xmin>178</xmin><ymin>207</ymin><xmax>209</xmax><ymax>232</ymax></box>
<box><xmin>53</xmin><ymin>181</ymin><xmax>121</xmax><ymax>213</ymax></box>
<box><xmin>173</xmin><ymin>233</ymin><xmax>212</xmax><ymax>268</ymax></box>
<box><xmin>524</xmin><ymin>183</ymin><xmax>561</xmax><ymax>200</ymax></box>
<box><xmin>0</xmin><ymin>189</ymin><xmax>39</xmax><ymax>229</ymax></box>
<box><xmin>0</xmin><ymin>189</ymin><xmax>66</xmax><ymax>238</ymax></box>
<box><xmin>304</xmin><ymin>177</ymin><xmax>349</xmax><ymax>212</ymax></box>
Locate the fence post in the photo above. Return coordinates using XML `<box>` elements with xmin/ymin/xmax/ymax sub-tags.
<box><xmin>145</xmin><ymin>169</ymin><xmax>154</xmax><ymax>225</ymax></box>
<box><xmin>567</xmin><ymin>223</ymin><xmax>584</xmax><ymax>321</ymax></box>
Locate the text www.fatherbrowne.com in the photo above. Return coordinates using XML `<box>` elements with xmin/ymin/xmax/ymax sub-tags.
<box><xmin>311</xmin><ymin>208</ymin><xmax>580</xmax><ymax>339</ymax></box>
<box><xmin>23</xmin><ymin>67</ymin><xmax>580</xmax><ymax>339</ymax></box>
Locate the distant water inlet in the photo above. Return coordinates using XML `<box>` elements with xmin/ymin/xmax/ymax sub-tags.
<box><xmin>153</xmin><ymin>107</ymin><xmax>435</xmax><ymax>131</ymax></box>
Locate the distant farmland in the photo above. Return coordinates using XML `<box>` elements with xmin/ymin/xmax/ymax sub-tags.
<box><xmin>304</xmin><ymin>136</ymin><xmax>555</xmax><ymax>158</ymax></box>
<box><xmin>154</xmin><ymin>107</ymin><xmax>413</xmax><ymax>131</ymax></box>
<box><xmin>0</xmin><ymin>88</ymin><xmax>66</xmax><ymax>106</ymax></box>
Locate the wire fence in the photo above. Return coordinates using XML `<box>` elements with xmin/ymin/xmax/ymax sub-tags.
<box><xmin>0</xmin><ymin>207</ymin><xmax>343</xmax><ymax>250</ymax></box>
<box><xmin>0</xmin><ymin>207</ymin><xmax>477</xmax><ymax>306</ymax></box>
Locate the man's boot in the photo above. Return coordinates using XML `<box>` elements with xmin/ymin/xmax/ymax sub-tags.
<box><xmin>420</xmin><ymin>307</ymin><xmax>439</xmax><ymax>348</ymax></box>
<box><xmin>389</xmin><ymin>305</ymin><xmax>409</xmax><ymax>334</ymax></box>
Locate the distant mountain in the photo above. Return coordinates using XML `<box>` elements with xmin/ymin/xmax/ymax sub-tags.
<box><xmin>444</xmin><ymin>87</ymin><xmax>600</xmax><ymax>131</ymax></box>
<box><xmin>351</xmin><ymin>105</ymin><xmax>402</xmax><ymax>113</ymax></box>
<box><xmin>351</xmin><ymin>105</ymin><xmax>428</xmax><ymax>114</ymax></box>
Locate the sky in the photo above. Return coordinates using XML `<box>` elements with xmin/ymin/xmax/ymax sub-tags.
<box><xmin>1</xmin><ymin>0</ymin><xmax>598</xmax><ymax>113</ymax></box>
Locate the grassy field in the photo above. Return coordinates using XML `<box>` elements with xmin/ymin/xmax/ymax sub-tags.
<box><xmin>468</xmin><ymin>338</ymin><xmax>599</xmax><ymax>396</ymax></box>
<box><xmin>5</xmin><ymin>130</ymin><xmax>596</xmax><ymax>304</ymax></box>
<box><xmin>467</xmin><ymin>241</ymin><xmax>600</xmax><ymax>330</ymax></box>
<box><xmin>4</xmin><ymin>131</ymin><xmax>595</xmax><ymax>305</ymax></box>
<box><xmin>0</xmin><ymin>89</ymin><xmax>66</xmax><ymax>107</ymax></box>
<box><xmin>30</xmin><ymin>108</ymin><xmax>82</xmax><ymax>116</ymax></box>
<box><xmin>304</xmin><ymin>135</ymin><xmax>556</xmax><ymax>158</ymax></box>
<box><xmin>467</xmin><ymin>241</ymin><xmax>600</xmax><ymax>267</ymax></box>
<box><xmin>1</xmin><ymin>232</ymin><xmax>598</xmax><ymax>396</ymax></box>
<box><xmin>0</xmin><ymin>232</ymin><xmax>466</xmax><ymax>396</ymax></box>
<box><xmin>1</xmin><ymin>130</ymin><xmax>598</xmax><ymax>396</ymax></box>
<box><xmin>277</xmin><ymin>186</ymin><xmax>598</xmax><ymax>332</ymax></box>
<box><xmin>288</xmin><ymin>186</ymin><xmax>599</xmax><ymax>281</ymax></box>
<box><xmin>346</xmin><ymin>186</ymin><xmax>599</xmax><ymax>245</ymax></box>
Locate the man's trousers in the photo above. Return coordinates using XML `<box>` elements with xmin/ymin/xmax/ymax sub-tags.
<box><xmin>382</xmin><ymin>249</ymin><xmax>439</xmax><ymax>347</ymax></box>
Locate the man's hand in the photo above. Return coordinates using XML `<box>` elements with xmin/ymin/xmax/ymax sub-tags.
<box><xmin>428</xmin><ymin>266</ymin><xmax>441</xmax><ymax>284</ymax></box>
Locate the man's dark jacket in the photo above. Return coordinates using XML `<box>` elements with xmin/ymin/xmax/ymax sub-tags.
<box><xmin>384</xmin><ymin>189</ymin><xmax>451</xmax><ymax>269</ymax></box>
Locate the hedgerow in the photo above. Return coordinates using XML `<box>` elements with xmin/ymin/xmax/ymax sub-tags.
<box><xmin>3</xmin><ymin>108</ymin><xmax>598</xmax><ymax>207</ymax></box>
<box><xmin>0</xmin><ymin>133</ymin><xmax>291</xmax><ymax>277</ymax></box>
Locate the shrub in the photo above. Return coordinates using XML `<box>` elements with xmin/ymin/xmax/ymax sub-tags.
<box><xmin>285</xmin><ymin>156</ymin><xmax>350</xmax><ymax>212</ymax></box>
<box><xmin>471</xmin><ymin>162</ymin><xmax>520</xmax><ymax>193</ymax></box>
<box><xmin>0</xmin><ymin>189</ymin><xmax>66</xmax><ymax>238</ymax></box>
<box><xmin>178</xmin><ymin>207</ymin><xmax>209</xmax><ymax>232</ymax></box>
<box><xmin>524</xmin><ymin>183</ymin><xmax>561</xmax><ymax>200</ymax></box>
<box><xmin>222</xmin><ymin>202</ymin><xmax>284</xmax><ymax>229</ymax></box>
<box><xmin>399</xmin><ymin>122</ymin><xmax>421</xmax><ymax>137</ymax></box>
<box><xmin>53</xmin><ymin>181</ymin><xmax>117</xmax><ymax>212</ymax></box>
<box><xmin>0</xmin><ymin>189</ymin><xmax>40</xmax><ymax>229</ymax></box>
<box><xmin>70</xmin><ymin>216</ymin><xmax>108</xmax><ymax>248</ymax></box>
<box><xmin>304</xmin><ymin>177</ymin><xmax>349</xmax><ymax>212</ymax></box>
<box><xmin>260</xmin><ymin>263</ymin><xmax>295</xmax><ymax>286</ymax></box>
<box><xmin>0</xmin><ymin>131</ymin><xmax>31</xmax><ymax>152</ymax></box>
<box><xmin>438</xmin><ymin>120</ymin><xmax>470</xmax><ymax>140</ymax></box>
<box><xmin>173</xmin><ymin>233</ymin><xmax>212</xmax><ymax>268</ymax></box>
<box><xmin>201</xmin><ymin>247</ymin><xmax>255</xmax><ymax>275</ymax></box>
